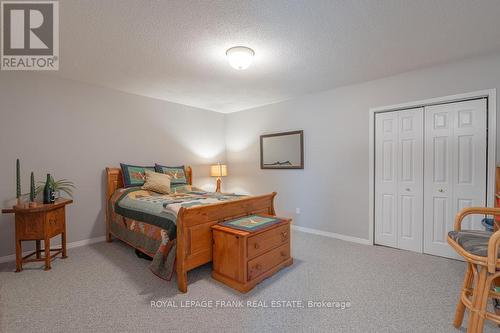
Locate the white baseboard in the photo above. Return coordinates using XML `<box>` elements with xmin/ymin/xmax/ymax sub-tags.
<box><xmin>66</xmin><ymin>236</ymin><xmax>107</xmax><ymax>249</ymax></box>
<box><xmin>0</xmin><ymin>228</ymin><xmax>370</xmax><ymax>263</ymax></box>
<box><xmin>292</xmin><ymin>225</ymin><xmax>371</xmax><ymax>245</ymax></box>
<box><xmin>0</xmin><ymin>236</ymin><xmax>106</xmax><ymax>264</ymax></box>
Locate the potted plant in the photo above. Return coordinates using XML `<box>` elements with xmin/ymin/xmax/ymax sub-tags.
<box><xmin>35</xmin><ymin>176</ymin><xmax>75</xmax><ymax>199</ymax></box>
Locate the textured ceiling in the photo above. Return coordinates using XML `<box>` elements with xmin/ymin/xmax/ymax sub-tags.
<box><xmin>48</xmin><ymin>0</ymin><xmax>500</xmax><ymax>113</ymax></box>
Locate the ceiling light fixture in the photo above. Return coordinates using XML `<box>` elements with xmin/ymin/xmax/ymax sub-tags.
<box><xmin>226</xmin><ymin>46</ymin><xmax>255</xmax><ymax>70</ymax></box>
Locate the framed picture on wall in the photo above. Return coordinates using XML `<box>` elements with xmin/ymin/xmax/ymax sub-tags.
<box><xmin>260</xmin><ymin>130</ymin><xmax>304</xmax><ymax>169</ymax></box>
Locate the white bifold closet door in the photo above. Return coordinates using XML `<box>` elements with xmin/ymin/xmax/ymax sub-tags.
<box><xmin>375</xmin><ymin>108</ymin><xmax>424</xmax><ymax>252</ymax></box>
<box><xmin>423</xmin><ymin>99</ymin><xmax>487</xmax><ymax>259</ymax></box>
<box><xmin>374</xmin><ymin>99</ymin><xmax>487</xmax><ymax>259</ymax></box>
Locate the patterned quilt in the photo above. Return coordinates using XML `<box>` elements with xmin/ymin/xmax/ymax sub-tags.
<box><xmin>109</xmin><ymin>186</ymin><xmax>245</xmax><ymax>280</ymax></box>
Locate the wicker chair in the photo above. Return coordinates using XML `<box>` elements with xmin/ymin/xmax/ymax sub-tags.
<box><xmin>447</xmin><ymin>207</ymin><xmax>500</xmax><ymax>332</ymax></box>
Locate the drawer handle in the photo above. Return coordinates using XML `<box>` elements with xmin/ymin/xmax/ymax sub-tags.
<box><xmin>281</xmin><ymin>231</ymin><xmax>288</xmax><ymax>240</ymax></box>
<box><xmin>255</xmin><ymin>264</ymin><xmax>262</xmax><ymax>271</ymax></box>
<box><xmin>254</xmin><ymin>243</ymin><xmax>259</xmax><ymax>249</ymax></box>
<box><xmin>280</xmin><ymin>251</ymin><xmax>287</xmax><ymax>257</ymax></box>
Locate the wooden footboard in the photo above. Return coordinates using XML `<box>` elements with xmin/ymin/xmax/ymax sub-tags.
<box><xmin>175</xmin><ymin>192</ymin><xmax>277</xmax><ymax>292</ymax></box>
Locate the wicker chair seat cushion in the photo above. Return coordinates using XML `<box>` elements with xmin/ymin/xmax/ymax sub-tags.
<box><xmin>448</xmin><ymin>230</ymin><xmax>496</xmax><ymax>257</ymax></box>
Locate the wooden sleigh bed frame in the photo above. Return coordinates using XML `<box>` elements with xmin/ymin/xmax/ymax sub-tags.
<box><xmin>105</xmin><ymin>166</ymin><xmax>277</xmax><ymax>292</ymax></box>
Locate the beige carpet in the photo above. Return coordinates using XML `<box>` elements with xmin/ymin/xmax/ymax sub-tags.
<box><xmin>0</xmin><ymin>230</ymin><xmax>498</xmax><ymax>332</ymax></box>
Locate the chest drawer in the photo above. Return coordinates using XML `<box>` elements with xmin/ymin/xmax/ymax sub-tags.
<box><xmin>211</xmin><ymin>216</ymin><xmax>293</xmax><ymax>293</ymax></box>
<box><xmin>247</xmin><ymin>224</ymin><xmax>289</xmax><ymax>259</ymax></box>
<box><xmin>247</xmin><ymin>243</ymin><xmax>290</xmax><ymax>281</ymax></box>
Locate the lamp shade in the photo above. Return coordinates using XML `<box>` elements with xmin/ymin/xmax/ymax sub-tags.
<box><xmin>210</xmin><ymin>164</ymin><xmax>228</xmax><ymax>177</ymax></box>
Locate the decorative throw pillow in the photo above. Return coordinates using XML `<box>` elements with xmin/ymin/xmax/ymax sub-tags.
<box><xmin>120</xmin><ymin>163</ymin><xmax>155</xmax><ymax>187</ymax></box>
<box><xmin>141</xmin><ymin>170</ymin><xmax>171</xmax><ymax>194</ymax></box>
<box><xmin>155</xmin><ymin>164</ymin><xmax>187</xmax><ymax>186</ymax></box>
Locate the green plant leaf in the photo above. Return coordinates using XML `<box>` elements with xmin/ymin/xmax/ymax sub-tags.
<box><xmin>35</xmin><ymin>177</ymin><xmax>76</xmax><ymax>198</ymax></box>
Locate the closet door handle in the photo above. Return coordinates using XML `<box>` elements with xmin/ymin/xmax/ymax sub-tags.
<box><xmin>438</xmin><ymin>188</ymin><xmax>445</xmax><ymax>193</ymax></box>
<box><xmin>405</xmin><ymin>188</ymin><xmax>411</xmax><ymax>192</ymax></box>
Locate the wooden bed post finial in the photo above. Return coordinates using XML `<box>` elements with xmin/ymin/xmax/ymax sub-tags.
<box><xmin>186</xmin><ymin>166</ymin><xmax>193</xmax><ymax>185</ymax></box>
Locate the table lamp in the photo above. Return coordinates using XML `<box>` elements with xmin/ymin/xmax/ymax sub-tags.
<box><xmin>210</xmin><ymin>163</ymin><xmax>227</xmax><ymax>193</ymax></box>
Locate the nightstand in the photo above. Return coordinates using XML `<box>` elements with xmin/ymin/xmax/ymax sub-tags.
<box><xmin>2</xmin><ymin>199</ymin><xmax>73</xmax><ymax>272</ymax></box>
<box><xmin>211</xmin><ymin>214</ymin><xmax>292</xmax><ymax>293</ymax></box>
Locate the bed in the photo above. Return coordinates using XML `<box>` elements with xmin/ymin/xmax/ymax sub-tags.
<box><xmin>105</xmin><ymin>166</ymin><xmax>277</xmax><ymax>292</ymax></box>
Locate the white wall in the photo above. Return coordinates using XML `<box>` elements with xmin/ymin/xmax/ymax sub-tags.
<box><xmin>0</xmin><ymin>73</ymin><xmax>226</xmax><ymax>257</ymax></box>
<box><xmin>225</xmin><ymin>53</ymin><xmax>500</xmax><ymax>241</ymax></box>
<box><xmin>2</xmin><ymin>52</ymin><xmax>500</xmax><ymax>258</ymax></box>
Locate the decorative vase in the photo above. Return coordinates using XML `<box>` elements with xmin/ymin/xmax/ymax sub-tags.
<box><xmin>43</xmin><ymin>174</ymin><xmax>55</xmax><ymax>204</ymax></box>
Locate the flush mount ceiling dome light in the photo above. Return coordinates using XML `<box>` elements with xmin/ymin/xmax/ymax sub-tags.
<box><xmin>226</xmin><ymin>46</ymin><xmax>255</xmax><ymax>70</ymax></box>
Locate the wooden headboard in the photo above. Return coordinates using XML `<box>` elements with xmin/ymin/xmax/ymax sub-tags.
<box><xmin>105</xmin><ymin>166</ymin><xmax>193</xmax><ymax>203</ymax></box>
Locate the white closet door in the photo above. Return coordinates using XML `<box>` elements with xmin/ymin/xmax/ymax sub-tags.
<box><xmin>375</xmin><ymin>109</ymin><xmax>423</xmax><ymax>252</ymax></box>
<box><xmin>423</xmin><ymin>99</ymin><xmax>487</xmax><ymax>259</ymax></box>
<box><xmin>396</xmin><ymin>109</ymin><xmax>424</xmax><ymax>252</ymax></box>
<box><xmin>375</xmin><ymin>112</ymin><xmax>398</xmax><ymax>248</ymax></box>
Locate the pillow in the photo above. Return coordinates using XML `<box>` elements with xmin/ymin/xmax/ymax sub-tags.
<box><xmin>120</xmin><ymin>163</ymin><xmax>155</xmax><ymax>187</ymax></box>
<box><xmin>155</xmin><ymin>164</ymin><xmax>187</xmax><ymax>186</ymax></box>
<box><xmin>141</xmin><ymin>170</ymin><xmax>171</xmax><ymax>194</ymax></box>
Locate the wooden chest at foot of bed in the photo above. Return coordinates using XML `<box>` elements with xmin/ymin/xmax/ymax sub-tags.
<box><xmin>211</xmin><ymin>215</ymin><xmax>293</xmax><ymax>293</ymax></box>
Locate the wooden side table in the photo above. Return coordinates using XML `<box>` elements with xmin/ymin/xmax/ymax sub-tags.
<box><xmin>1</xmin><ymin>199</ymin><xmax>73</xmax><ymax>272</ymax></box>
